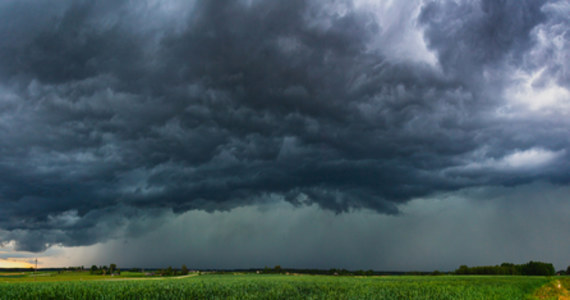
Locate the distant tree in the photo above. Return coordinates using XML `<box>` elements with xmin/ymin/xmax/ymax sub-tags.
<box><xmin>521</xmin><ymin>261</ymin><xmax>555</xmax><ymax>276</ymax></box>
<box><xmin>167</xmin><ymin>266</ymin><xmax>173</xmax><ymax>276</ymax></box>
<box><xmin>181</xmin><ymin>265</ymin><xmax>189</xmax><ymax>275</ymax></box>
<box><xmin>109</xmin><ymin>264</ymin><xmax>117</xmax><ymax>275</ymax></box>
<box><xmin>274</xmin><ymin>265</ymin><xmax>282</xmax><ymax>273</ymax></box>
<box><xmin>456</xmin><ymin>265</ymin><xmax>469</xmax><ymax>275</ymax></box>
<box><xmin>455</xmin><ymin>262</ymin><xmax>555</xmax><ymax>276</ymax></box>
<box><xmin>90</xmin><ymin>265</ymin><xmax>98</xmax><ymax>275</ymax></box>
<box><xmin>567</xmin><ymin>266</ymin><xmax>570</xmax><ymax>275</ymax></box>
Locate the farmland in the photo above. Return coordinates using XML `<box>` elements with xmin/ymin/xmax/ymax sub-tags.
<box><xmin>1</xmin><ymin>272</ymin><xmax>566</xmax><ymax>299</ymax></box>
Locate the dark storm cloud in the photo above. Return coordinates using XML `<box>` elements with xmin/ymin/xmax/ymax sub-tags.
<box><xmin>0</xmin><ymin>0</ymin><xmax>569</xmax><ymax>251</ymax></box>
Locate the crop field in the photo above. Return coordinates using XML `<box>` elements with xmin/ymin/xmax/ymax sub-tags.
<box><xmin>0</xmin><ymin>273</ymin><xmax>566</xmax><ymax>299</ymax></box>
<box><xmin>0</xmin><ymin>271</ymin><xmax>149</xmax><ymax>283</ymax></box>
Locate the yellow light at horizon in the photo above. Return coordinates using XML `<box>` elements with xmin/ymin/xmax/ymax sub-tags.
<box><xmin>0</xmin><ymin>259</ymin><xmax>34</xmax><ymax>269</ymax></box>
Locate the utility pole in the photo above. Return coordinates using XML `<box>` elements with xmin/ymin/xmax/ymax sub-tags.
<box><xmin>34</xmin><ymin>258</ymin><xmax>38</xmax><ymax>281</ymax></box>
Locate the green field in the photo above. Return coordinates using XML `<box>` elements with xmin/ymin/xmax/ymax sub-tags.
<box><xmin>0</xmin><ymin>272</ymin><xmax>567</xmax><ymax>299</ymax></box>
<box><xmin>0</xmin><ymin>271</ymin><xmax>148</xmax><ymax>283</ymax></box>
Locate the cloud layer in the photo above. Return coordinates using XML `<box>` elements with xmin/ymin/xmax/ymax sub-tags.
<box><xmin>0</xmin><ymin>0</ymin><xmax>569</xmax><ymax>252</ymax></box>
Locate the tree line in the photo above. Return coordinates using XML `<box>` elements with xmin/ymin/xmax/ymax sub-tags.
<box><xmin>89</xmin><ymin>264</ymin><xmax>190</xmax><ymax>276</ymax></box>
<box><xmin>90</xmin><ymin>264</ymin><xmax>120</xmax><ymax>275</ymax></box>
<box><xmin>154</xmin><ymin>265</ymin><xmax>190</xmax><ymax>276</ymax></box>
<box><xmin>81</xmin><ymin>261</ymin><xmax>568</xmax><ymax>277</ymax></box>
<box><xmin>455</xmin><ymin>261</ymin><xmax>556</xmax><ymax>276</ymax></box>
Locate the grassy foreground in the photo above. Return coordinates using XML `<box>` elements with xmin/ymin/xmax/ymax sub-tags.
<box><xmin>0</xmin><ymin>273</ymin><xmax>562</xmax><ymax>299</ymax></box>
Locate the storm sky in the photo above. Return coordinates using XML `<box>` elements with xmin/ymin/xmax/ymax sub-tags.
<box><xmin>1</xmin><ymin>0</ymin><xmax>569</xmax><ymax>270</ymax></box>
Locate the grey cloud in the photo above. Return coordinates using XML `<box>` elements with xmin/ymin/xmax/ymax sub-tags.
<box><xmin>524</xmin><ymin>1</ymin><xmax>570</xmax><ymax>87</ymax></box>
<box><xmin>420</xmin><ymin>0</ymin><xmax>547</xmax><ymax>77</ymax></box>
<box><xmin>0</xmin><ymin>0</ymin><xmax>569</xmax><ymax>252</ymax></box>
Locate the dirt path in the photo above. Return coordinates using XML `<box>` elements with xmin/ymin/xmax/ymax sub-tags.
<box><xmin>534</xmin><ymin>279</ymin><xmax>570</xmax><ymax>300</ymax></box>
<box><xmin>96</xmin><ymin>273</ymin><xmax>199</xmax><ymax>282</ymax></box>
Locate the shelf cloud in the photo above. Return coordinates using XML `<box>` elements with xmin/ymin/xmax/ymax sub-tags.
<box><xmin>0</xmin><ymin>0</ymin><xmax>569</xmax><ymax>255</ymax></box>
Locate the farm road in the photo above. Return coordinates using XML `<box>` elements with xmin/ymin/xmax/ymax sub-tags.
<box><xmin>100</xmin><ymin>273</ymin><xmax>199</xmax><ymax>282</ymax></box>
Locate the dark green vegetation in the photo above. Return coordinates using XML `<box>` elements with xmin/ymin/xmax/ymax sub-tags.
<box><xmin>0</xmin><ymin>273</ymin><xmax>557</xmax><ymax>299</ymax></box>
<box><xmin>455</xmin><ymin>261</ymin><xmax>556</xmax><ymax>276</ymax></box>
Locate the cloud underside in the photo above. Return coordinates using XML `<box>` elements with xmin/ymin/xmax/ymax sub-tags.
<box><xmin>0</xmin><ymin>0</ymin><xmax>569</xmax><ymax>252</ymax></box>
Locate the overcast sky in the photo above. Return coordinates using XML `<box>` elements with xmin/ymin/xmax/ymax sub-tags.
<box><xmin>1</xmin><ymin>0</ymin><xmax>569</xmax><ymax>271</ymax></box>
